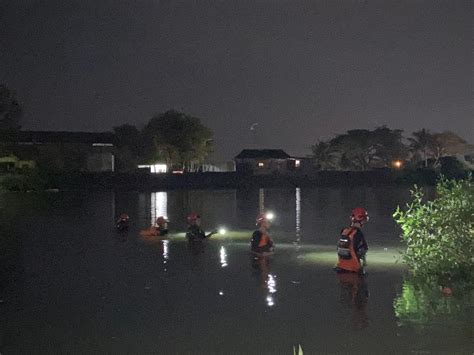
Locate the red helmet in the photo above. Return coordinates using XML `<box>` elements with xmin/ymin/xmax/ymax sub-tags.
<box><xmin>119</xmin><ymin>213</ymin><xmax>129</xmax><ymax>220</ymax></box>
<box><xmin>256</xmin><ymin>213</ymin><xmax>268</xmax><ymax>226</ymax></box>
<box><xmin>187</xmin><ymin>212</ymin><xmax>200</xmax><ymax>223</ymax></box>
<box><xmin>156</xmin><ymin>216</ymin><xmax>168</xmax><ymax>225</ymax></box>
<box><xmin>351</xmin><ymin>207</ymin><xmax>369</xmax><ymax>223</ymax></box>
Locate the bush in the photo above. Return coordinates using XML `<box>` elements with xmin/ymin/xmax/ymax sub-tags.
<box><xmin>393</xmin><ymin>175</ymin><xmax>474</xmax><ymax>282</ymax></box>
<box><xmin>439</xmin><ymin>156</ymin><xmax>467</xmax><ymax>179</ymax></box>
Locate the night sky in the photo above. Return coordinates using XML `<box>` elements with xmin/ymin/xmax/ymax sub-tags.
<box><xmin>1</xmin><ymin>0</ymin><xmax>472</xmax><ymax>160</ymax></box>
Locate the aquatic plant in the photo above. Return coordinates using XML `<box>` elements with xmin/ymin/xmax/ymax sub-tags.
<box><xmin>293</xmin><ymin>344</ymin><xmax>303</xmax><ymax>355</ymax></box>
<box><xmin>393</xmin><ymin>175</ymin><xmax>473</xmax><ymax>282</ymax></box>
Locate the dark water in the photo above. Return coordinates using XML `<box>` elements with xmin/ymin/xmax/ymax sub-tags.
<box><xmin>0</xmin><ymin>187</ymin><xmax>472</xmax><ymax>354</ymax></box>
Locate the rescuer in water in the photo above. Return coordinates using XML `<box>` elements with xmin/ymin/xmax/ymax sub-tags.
<box><xmin>139</xmin><ymin>216</ymin><xmax>169</xmax><ymax>237</ymax></box>
<box><xmin>250</xmin><ymin>213</ymin><xmax>274</xmax><ymax>256</ymax></box>
<box><xmin>335</xmin><ymin>207</ymin><xmax>369</xmax><ymax>274</ymax></box>
<box><xmin>116</xmin><ymin>213</ymin><xmax>130</xmax><ymax>232</ymax></box>
<box><xmin>185</xmin><ymin>212</ymin><xmax>217</xmax><ymax>242</ymax></box>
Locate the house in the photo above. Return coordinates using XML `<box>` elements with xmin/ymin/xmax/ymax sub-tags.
<box><xmin>0</xmin><ymin>155</ymin><xmax>35</xmax><ymax>172</ymax></box>
<box><xmin>234</xmin><ymin>149</ymin><xmax>301</xmax><ymax>174</ymax></box>
<box><xmin>200</xmin><ymin>161</ymin><xmax>236</xmax><ymax>172</ymax></box>
<box><xmin>0</xmin><ymin>130</ymin><xmax>115</xmax><ymax>172</ymax></box>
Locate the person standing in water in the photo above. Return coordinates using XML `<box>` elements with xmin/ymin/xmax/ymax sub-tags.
<box><xmin>116</xmin><ymin>213</ymin><xmax>130</xmax><ymax>232</ymax></box>
<box><xmin>139</xmin><ymin>216</ymin><xmax>169</xmax><ymax>237</ymax></box>
<box><xmin>185</xmin><ymin>212</ymin><xmax>217</xmax><ymax>242</ymax></box>
<box><xmin>335</xmin><ymin>207</ymin><xmax>369</xmax><ymax>274</ymax></box>
<box><xmin>250</xmin><ymin>213</ymin><xmax>274</xmax><ymax>255</ymax></box>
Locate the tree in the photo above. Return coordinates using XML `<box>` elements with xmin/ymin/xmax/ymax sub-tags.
<box><xmin>370</xmin><ymin>126</ymin><xmax>408</xmax><ymax>167</ymax></box>
<box><xmin>322</xmin><ymin>127</ymin><xmax>407</xmax><ymax>170</ymax></box>
<box><xmin>143</xmin><ymin>110</ymin><xmax>213</xmax><ymax>171</ymax></box>
<box><xmin>408</xmin><ymin>129</ymin><xmax>436</xmax><ymax>168</ymax></box>
<box><xmin>310</xmin><ymin>140</ymin><xmax>338</xmax><ymax>170</ymax></box>
<box><xmin>431</xmin><ymin>131</ymin><xmax>472</xmax><ymax>168</ymax></box>
<box><xmin>0</xmin><ymin>85</ymin><xmax>22</xmax><ymax>131</ymax></box>
<box><xmin>393</xmin><ymin>176</ymin><xmax>474</xmax><ymax>281</ymax></box>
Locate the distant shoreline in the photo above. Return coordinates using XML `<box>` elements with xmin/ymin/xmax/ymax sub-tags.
<box><xmin>1</xmin><ymin>168</ymin><xmax>459</xmax><ymax>192</ymax></box>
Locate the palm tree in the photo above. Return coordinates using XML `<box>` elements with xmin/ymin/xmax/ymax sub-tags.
<box><xmin>408</xmin><ymin>129</ymin><xmax>435</xmax><ymax>168</ymax></box>
<box><xmin>310</xmin><ymin>141</ymin><xmax>338</xmax><ymax>170</ymax></box>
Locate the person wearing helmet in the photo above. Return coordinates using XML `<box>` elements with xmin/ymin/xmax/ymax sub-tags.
<box><xmin>116</xmin><ymin>213</ymin><xmax>130</xmax><ymax>232</ymax></box>
<box><xmin>153</xmin><ymin>216</ymin><xmax>169</xmax><ymax>236</ymax></box>
<box><xmin>250</xmin><ymin>213</ymin><xmax>274</xmax><ymax>256</ymax></box>
<box><xmin>185</xmin><ymin>213</ymin><xmax>217</xmax><ymax>242</ymax></box>
<box><xmin>139</xmin><ymin>216</ymin><xmax>169</xmax><ymax>237</ymax></box>
<box><xmin>335</xmin><ymin>207</ymin><xmax>369</xmax><ymax>274</ymax></box>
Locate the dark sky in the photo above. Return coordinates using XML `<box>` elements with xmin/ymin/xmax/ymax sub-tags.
<box><xmin>1</xmin><ymin>0</ymin><xmax>472</xmax><ymax>160</ymax></box>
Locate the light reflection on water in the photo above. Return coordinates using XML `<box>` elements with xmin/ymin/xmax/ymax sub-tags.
<box><xmin>219</xmin><ymin>246</ymin><xmax>228</xmax><ymax>267</ymax></box>
<box><xmin>162</xmin><ymin>240</ymin><xmax>169</xmax><ymax>261</ymax></box>
<box><xmin>131</xmin><ymin>186</ymin><xmax>419</xmax><ymax>246</ymax></box>
<box><xmin>2</xmin><ymin>186</ymin><xmax>470</xmax><ymax>354</ymax></box>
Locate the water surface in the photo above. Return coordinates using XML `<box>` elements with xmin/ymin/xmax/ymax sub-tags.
<box><xmin>1</xmin><ymin>187</ymin><xmax>471</xmax><ymax>354</ymax></box>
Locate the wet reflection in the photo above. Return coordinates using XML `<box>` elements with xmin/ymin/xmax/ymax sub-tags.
<box><xmin>252</xmin><ymin>257</ymin><xmax>278</xmax><ymax>307</ymax></box>
<box><xmin>394</xmin><ymin>277</ymin><xmax>474</xmax><ymax>326</ymax></box>
<box><xmin>162</xmin><ymin>240</ymin><xmax>169</xmax><ymax>261</ymax></box>
<box><xmin>295</xmin><ymin>187</ymin><xmax>301</xmax><ymax>244</ymax></box>
<box><xmin>337</xmin><ymin>273</ymin><xmax>369</xmax><ymax>329</ymax></box>
<box><xmin>151</xmin><ymin>192</ymin><xmax>168</xmax><ymax>225</ymax></box>
<box><xmin>219</xmin><ymin>246</ymin><xmax>228</xmax><ymax>267</ymax></box>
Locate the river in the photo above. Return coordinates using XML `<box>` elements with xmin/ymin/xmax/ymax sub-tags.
<box><xmin>0</xmin><ymin>187</ymin><xmax>471</xmax><ymax>354</ymax></box>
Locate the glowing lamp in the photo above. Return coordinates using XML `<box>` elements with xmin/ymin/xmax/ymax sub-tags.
<box><xmin>265</xmin><ymin>212</ymin><xmax>275</xmax><ymax>221</ymax></box>
<box><xmin>392</xmin><ymin>160</ymin><xmax>403</xmax><ymax>169</ymax></box>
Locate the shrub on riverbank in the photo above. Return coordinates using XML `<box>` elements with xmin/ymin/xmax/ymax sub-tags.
<box><xmin>393</xmin><ymin>176</ymin><xmax>473</xmax><ymax>282</ymax></box>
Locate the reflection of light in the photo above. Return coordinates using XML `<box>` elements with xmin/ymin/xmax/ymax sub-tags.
<box><xmin>267</xmin><ymin>274</ymin><xmax>277</xmax><ymax>293</ymax></box>
<box><xmin>151</xmin><ymin>192</ymin><xmax>167</xmax><ymax>226</ymax></box>
<box><xmin>220</xmin><ymin>246</ymin><xmax>228</xmax><ymax>267</ymax></box>
<box><xmin>266</xmin><ymin>295</ymin><xmax>274</xmax><ymax>307</ymax></box>
<box><xmin>296</xmin><ymin>187</ymin><xmax>301</xmax><ymax>240</ymax></box>
<box><xmin>163</xmin><ymin>240</ymin><xmax>169</xmax><ymax>260</ymax></box>
<box><xmin>265</xmin><ymin>212</ymin><xmax>275</xmax><ymax>221</ymax></box>
<box><xmin>219</xmin><ymin>291</ymin><xmax>224</xmax><ymax>296</ymax></box>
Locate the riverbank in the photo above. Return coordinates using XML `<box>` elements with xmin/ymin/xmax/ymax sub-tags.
<box><xmin>1</xmin><ymin>168</ymin><xmax>469</xmax><ymax>192</ymax></box>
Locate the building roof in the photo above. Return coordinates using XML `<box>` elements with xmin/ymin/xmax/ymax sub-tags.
<box><xmin>235</xmin><ymin>149</ymin><xmax>291</xmax><ymax>159</ymax></box>
<box><xmin>12</xmin><ymin>130</ymin><xmax>114</xmax><ymax>144</ymax></box>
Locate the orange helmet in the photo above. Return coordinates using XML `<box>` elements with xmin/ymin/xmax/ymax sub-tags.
<box><xmin>351</xmin><ymin>207</ymin><xmax>369</xmax><ymax>223</ymax></box>
<box><xmin>119</xmin><ymin>213</ymin><xmax>130</xmax><ymax>220</ymax></box>
<box><xmin>187</xmin><ymin>212</ymin><xmax>200</xmax><ymax>223</ymax></box>
<box><xmin>156</xmin><ymin>216</ymin><xmax>168</xmax><ymax>226</ymax></box>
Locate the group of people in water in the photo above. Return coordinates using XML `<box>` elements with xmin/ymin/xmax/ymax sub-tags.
<box><xmin>116</xmin><ymin>207</ymin><xmax>369</xmax><ymax>275</ymax></box>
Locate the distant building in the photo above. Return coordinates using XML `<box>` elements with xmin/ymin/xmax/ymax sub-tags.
<box><xmin>137</xmin><ymin>163</ymin><xmax>168</xmax><ymax>173</ymax></box>
<box><xmin>0</xmin><ymin>130</ymin><xmax>115</xmax><ymax>172</ymax></box>
<box><xmin>0</xmin><ymin>155</ymin><xmax>35</xmax><ymax>172</ymax></box>
<box><xmin>200</xmin><ymin>161</ymin><xmax>236</xmax><ymax>172</ymax></box>
<box><xmin>234</xmin><ymin>149</ymin><xmax>302</xmax><ymax>174</ymax></box>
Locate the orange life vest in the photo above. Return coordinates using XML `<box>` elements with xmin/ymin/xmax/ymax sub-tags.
<box><xmin>258</xmin><ymin>233</ymin><xmax>271</xmax><ymax>247</ymax></box>
<box><xmin>336</xmin><ymin>227</ymin><xmax>362</xmax><ymax>273</ymax></box>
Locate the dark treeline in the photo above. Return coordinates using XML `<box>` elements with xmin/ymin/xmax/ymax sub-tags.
<box><xmin>310</xmin><ymin>127</ymin><xmax>472</xmax><ymax>171</ymax></box>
